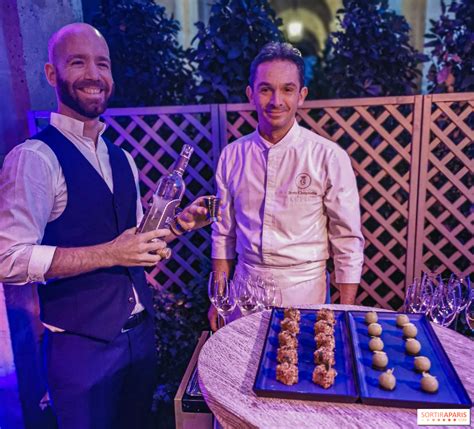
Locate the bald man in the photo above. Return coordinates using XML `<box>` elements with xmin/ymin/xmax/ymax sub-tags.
<box><xmin>0</xmin><ymin>23</ymin><xmax>210</xmax><ymax>428</ymax></box>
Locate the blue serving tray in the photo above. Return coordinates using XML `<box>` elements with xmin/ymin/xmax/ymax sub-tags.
<box><xmin>347</xmin><ymin>311</ymin><xmax>472</xmax><ymax>409</ymax></box>
<box><xmin>253</xmin><ymin>308</ymin><xmax>358</xmax><ymax>402</ymax></box>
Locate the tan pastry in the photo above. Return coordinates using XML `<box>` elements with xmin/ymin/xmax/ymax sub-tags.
<box><xmin>369</xmin><ymin>336</ymin><xmax>384</xmax><ymax>352</ymax></box>
<box><xmin>414</xmin><ymin>356</ymin><xmax>431</xmax><ymax>372</ymax></box>
<box><xmin>368</xmin><ymin>322</ymin><xmax>382</xmax><ymax>336</ymax></box>
<box><xmin>365</xmin><ymin>311</ymin><xmax>378</xmax><ymax>324</ymax></box>
<box><xmin>372</xmin><ymin>351</ymin><xmax>388</xmax><ymax>369</ymax></box>
<box><xmin>379</xmin><ymin>368</ymin><xmax>396</xmax><ymax>390</ymax></box>
<box><xmin>405</xmin><ymin>338</ymin><xmax>421</xmax><ymax>355</ymax></box>
<box><xmin>396</xmin><ymin>314</ymin><xmax>410</xmax><ymax>327</ymax></box>
<box><xmin>421</xmin><ymin>372</ymin><xmax>439</xmax><ymax>393</ymax></box>
<box><xmin>402</xmin><ymin>323</ymin><xmax>418</xmax><ymax>338</ymax></box>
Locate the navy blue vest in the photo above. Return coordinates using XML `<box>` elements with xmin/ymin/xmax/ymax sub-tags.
<box><xmin>35</xmin><ymin>125</ymin><xmax>153</xmax><ymax>341</ymax></box>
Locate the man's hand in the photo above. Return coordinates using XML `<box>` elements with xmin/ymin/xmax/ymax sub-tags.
<box><xmin>178</xmin><ymin>195</ymin><xmax>222</xmax><ymax>232</ymax></box>
<box><xmin>107</xmin><ymin>227</ymin><xmax>171</xmax><ymax>266</ymax></box>
<box><xmin>208</xmin><ymin>304</ymin><xmax>219</xmax><ymax>332</ymax></box>
<box><xmin>46</xmin><ymin>227</ymin><xmax>171</xmax><ymax>280</ymax></box>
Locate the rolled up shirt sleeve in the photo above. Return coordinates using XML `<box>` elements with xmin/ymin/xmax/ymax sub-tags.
<box><xmin>211</xmin><ymin>148</ymin><xmax>237</xmax><ymax>260</ymax></box>
<box><xmin>324</xmin><ymin>149</ymin><xmax>365</xmax><ymax>284</ymax></box>
<box><xmin>0</xmin><ymin>145</ymin><xmax>57</xmax><ymax>284</ymax></box>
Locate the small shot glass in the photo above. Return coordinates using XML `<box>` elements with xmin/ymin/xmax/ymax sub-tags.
<box><xmin>204</xmin><ymin>196</ymin><xmax>221</xmax><ymax>222</ymax></box>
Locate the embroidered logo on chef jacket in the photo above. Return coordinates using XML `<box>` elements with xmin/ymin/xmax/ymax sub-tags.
<box><xmin>295</xmin><ymin>173</ymin><xmax>311</xmax><ymax>189</ymax></box>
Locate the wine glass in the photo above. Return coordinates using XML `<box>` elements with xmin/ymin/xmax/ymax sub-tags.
<box><xmin>464</xmin><ymin>288</ymin><xmax>474</xmax><ymax>331</ymax></box>
<box><xmin>214</xmin><ymin>279</ymin><xmax>237</xmax><ymax>325</ymax></box>
<box><xmin>405</xmin><ymin>273</ymin><xmax>433</xmax><ymax>314</ymax></box>
<box><xmin>208</xmin><ymin>271</ymin><xmax>227</xmax><ymax>307</ymax></box>
<box><xmin>429</xmin><ymin>277</ymin><xmax>458</xmax><ymax>327</ymax></box>
<box><xmin>255</xmin><ymin>275</ymin><xmax>277</xmax><ymax>310</ymax></box>
<box><xmin>450</xmin><ymin>275</ymin><xmax>471</xmax><ymax>313</ymax></box>
<box><xmin>235</xmin><ymin>274</ymin><xmax>259</xmax><ymax>316</ymax></box>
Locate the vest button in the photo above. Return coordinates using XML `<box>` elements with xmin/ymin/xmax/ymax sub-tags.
<box><xmin>128</xmin><ymin>297</ymin><xmax>135</xmax><ymax>304</ymax></box>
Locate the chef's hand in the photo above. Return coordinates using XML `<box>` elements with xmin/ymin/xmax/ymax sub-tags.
<box><xmin>176</xmin><ymin>195</ymin><xmax>222</xmax><ymax>232</ymax></box>
<box><xmin>207</xmin><ymin>304</ymin><xmax>219</xmax><ymax>332</ymax></box>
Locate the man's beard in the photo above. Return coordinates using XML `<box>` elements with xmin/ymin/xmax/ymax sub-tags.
<box><xmin>57</xmin><ymin>74</ymin><xmax>114</xmax><ymax>119</ymax></box>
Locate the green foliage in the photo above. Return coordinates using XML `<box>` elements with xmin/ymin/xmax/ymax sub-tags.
<box><xmin>425</xmin><ymin>0</ymin><xmax>474</xmax><ymax>93</ymax></box>
<box><xmin>319</xmin><ymin>0</ymin><xmax>427</xmax><ymax>98</ymax></box>
<box><xmin>90</xmin><ymin>0</ymin><xmax>195</xmax><ymax>107</ymax></box>
<box><xmin>152</xmin><ymin>257</ymin><xmax>211</xmax><ymax>403</ymax></box>
<box><xmin>190</xmin><ymin>0</ymin><xmax>284</xmax><ymax>103</ymax></box>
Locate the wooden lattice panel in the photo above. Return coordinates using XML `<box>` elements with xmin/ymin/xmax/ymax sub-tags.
<box><xmin>225</xmin><ymin>98</ymin><xmax>422</xmax><ymax>310</ymax></box>
<box><xmin>415</xmin><ymin>94</ymin><xmax>474</xmax><ymax>279</ymax></box>
<box><xmin>102</xmin><ymin>106</ymin><xmax>218</xmax><ymax>292</ymax></box>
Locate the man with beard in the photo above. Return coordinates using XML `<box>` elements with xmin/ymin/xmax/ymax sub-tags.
<box><xmin>209</xmin><ymin>43</ymin><xmax>364</xmax><ymax>330</ymax></box>
<box><xmin>0</xmin><ymin>23</ymin><xmax>211</xmax><ymax>428</ymax></box>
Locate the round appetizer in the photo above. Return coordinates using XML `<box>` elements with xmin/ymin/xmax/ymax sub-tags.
<box><xmin>278</xmin><ymin>330</ymin><xmax>298</xmax><ymax>348</ymax></box>
<box><xmin>369</xmin><ymin>336</ymin><xmax>384</xmax><ymax>352</ymax></box>
<box><xmin>315</xmin><ymin>332</ymin><xmax>335</xmax><ymax>350</ymax></box>
<box><xmin>368</xmin><ymin>322</ymin><xmax>382</xmax><ymax>336</ymax></box>
<box><xmin>421</xmin><ymin>372</ymin><xmax>439</xmax><ymax>393</ymax></box>
<box><xmin>281</xmin><ymin>317</ymin><xmax>300</xmax><ymax>335</ymax></box>
<box><xmin>276</xmin><ymin>362</ymin><xmax>299</xmax><ymax>385</ymax></box>
<box><xmin>396</xmin><ymin>314</ymin><xmax>410</xmax><ymax>327</ymax></box>
<box><xmin>379</xmin><ymin>369</ymin><xmax>396</xmax><ymax>390</ymax></box>
<box><xmin>317</xmin><ymin>309</ymin><xmax>336</xmax><ymax>324</ymax></box>
<box><xmin>365</xmin><ymin>311</ymin><xmax>378</xmax><ymax>324</ymax></box>
<box><xmin>414</xmin><ymin>356</ymin><xmax>431</xmax><ymax>372</ymax></box>
<box><xmin>372</xmin><ymin>351</ymin><xmax>388</xmax><ymax>369</ymax></box>
<box><xmin>312</xmin><ymin>364</ymin><xmax>337</xmax><ymax>389</ymax></box>
<box><xmin>277</xmin><ymin>346</ymin><xmax>298</xmax><ymax>365</ymax></box>
<box><xmin>405</xmin><ymin>338</ymin><xmax>421</xmax><ymax>355</ymax></box>
<box><xmin>314</xmin><ymin>320</ymin><xmax>335</xmax><ymax>336</ymax></box>
<box><xmin>314</xmin><ymin>346</ymin><xmax>336</xmax><ymax>366</ymax></box>
<box><xmin>284</xmin><ymin>307</ymin><xmax>301</xmax><ymax>322</ymax></box>
<box><xmin>402</xmin><ymin>323</ymin><xmax>418</xmax><ymax>338</ymax></box>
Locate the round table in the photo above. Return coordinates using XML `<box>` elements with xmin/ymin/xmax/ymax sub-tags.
<box><xmin>198</xmin><ymin>304</ymin><xmax>473</xmax><ymax>429</ymax></box>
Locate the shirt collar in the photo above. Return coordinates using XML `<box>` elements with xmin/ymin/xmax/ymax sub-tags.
<box><xmin>50</xmin><ymin>112</ymin><xmax>107</xmax><ymax>138</ymax></box>
<box><xmin>254</xmin><ymin>119</ymin><xmax>301</xmax><ymax>151</ymax></box>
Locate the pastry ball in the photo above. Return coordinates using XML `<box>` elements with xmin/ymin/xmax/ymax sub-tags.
<box><xmin>372</xmin><ymin>351</ymin><xmax>388</xmax><ymax>369</ymax></box>
<box><xmin>284</xmin><ymin>307</ymin><xmax>301</xmax><ymax>322</ymax></box>
<box><xmin>405</xmin><ymin>338</ymin><xmax>421</xmax><ymax>355</ymax></box>
<box><xmin>414</xmin><ymin>356</ymin><xmax>431</xmax><ymax>372</ymax></box>
<box><xmin>420</xmin><ymin>373</ymin><xmax>439</xmax><ymax>393</ymax></box>
<box><xmin>396</xmin><ymin>314</ymin><xmax>410</xmax><ymax>327</ymax></box>
<box><xmin>315</xmin><ymin>333</ymin><xmax>335</xmax><ymax>350</ymax></box>
<box><xmin>276</xmin><ymin>362</ymin><xmax>299</xmax><ymax>385</ymax></box>
<box><xmin>317</xmin><ymin>309</ymin><xmax>336</xmax><ymax>324</ymax></box>
<box><xmin>369</xmin><ymin>336</ymin><xmax>384</xmax><ymax>352</ymax></box>
<box><xmin>312</xmin><ymin>364</ymin><xmax>337</xmax><ymax>389</ymax></box>
<box><xmin>368</xmin><ymin>323</ymin><xmax>382</xmax><ymax>336</ymax></box>
<box><xmin>314</xmin><ymin>346</ymin><xmax>335</xmax><ymax>366</ymax></box>
<box><xmin>314</xmin><ymin>320</ymin><xmax>335</xmax><ymax>336</ymax></box>
<box><xmin>365</xmin><ymin>311</ymin><xmax>378</xmax><ymax>324</ymax></box>
<box><xmin>277</xmin><ymin>346</ymin><xmax>298</xmax><ymax>365</ymax></box>
<box><xmin>278</xmin><ymin>330</ymin><xmax>298</xmax><ymax>348</ymax></box>
<box><xmin>379</xmin><ymin>369</ymin><xmax>396</xmax><ymax>390</ymax></box>
<box><xmin>402</xmin><ymin>323</ymin><xmax>418</xmax><ymax>338</ymax></box>
<box><xmin>281</xmin><ymin>317</ymin><xmax>300</xmax><ymax>335</ymax></box>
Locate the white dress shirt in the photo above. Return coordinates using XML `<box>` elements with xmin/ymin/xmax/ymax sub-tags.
<box><xmin>212</xmin><ymin>120</ymin><xmax>364</xmax><ymax>291</ymax></box>
<box><xmin>0</xmin><ymin>112</ymin><xmax>145</xmax><ymax>319</ymax></box>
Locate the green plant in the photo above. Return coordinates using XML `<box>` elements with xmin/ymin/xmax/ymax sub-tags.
<box><xmin>321</xmin><ymin>0</ymin><xmax>427</xmax><ymax>98</ymax></box>
<box><xmin>90</xmin><ymin>0</ymin><xmax>195</xmax><ymax>107</ymax></box>
<box><xmin>425</xmin><ymin>0</ymin><xmax>474</xmax><ymax>93</ymax></box>
<box><xmin>190</xmin><ymin>0</ymin><xmax>284</xmax><ymax>103</ymax></box>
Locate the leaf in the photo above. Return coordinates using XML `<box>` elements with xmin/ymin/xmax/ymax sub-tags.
<box><xmin>437</xmin><ymin>66</ymin><xmax>450</xmax><ymax>84</ymax></box>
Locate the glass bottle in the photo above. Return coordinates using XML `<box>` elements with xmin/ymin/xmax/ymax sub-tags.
<box><xmin>137</xmin><ymin>144</ymin><xmax>193</xmax><ymax>233</ymax></box>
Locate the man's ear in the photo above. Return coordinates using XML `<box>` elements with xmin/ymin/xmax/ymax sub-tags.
<box><xmin>298</xmin><ymin>86</ymin><xmax>308</xmax><ymax>107</ymax></box>
<box><xmin>245</xmin><ymin>85</ymin><xmax>254</xmax><ymax>105</ymax></box>
<box><xmin>44</xmin><ymin>63</ymin><xmax>57</xmax><ymax>87</ymax></box>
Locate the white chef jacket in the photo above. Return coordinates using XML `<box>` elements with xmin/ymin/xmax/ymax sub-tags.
<box><xmin>212</xmin><ymin>120</ymin><xmax>364</xmax><ymax>300</ymax></box>
<box><xmin>0</xmin><ymin>112</ymin><xmax>145</xmax><ymax>320</ymax></box>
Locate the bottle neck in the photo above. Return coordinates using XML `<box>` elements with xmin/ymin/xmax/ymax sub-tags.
<box><xmin>174</xmin><ymin>156</ymin><xmax>189</xmax><ymax>176</ymax></box>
